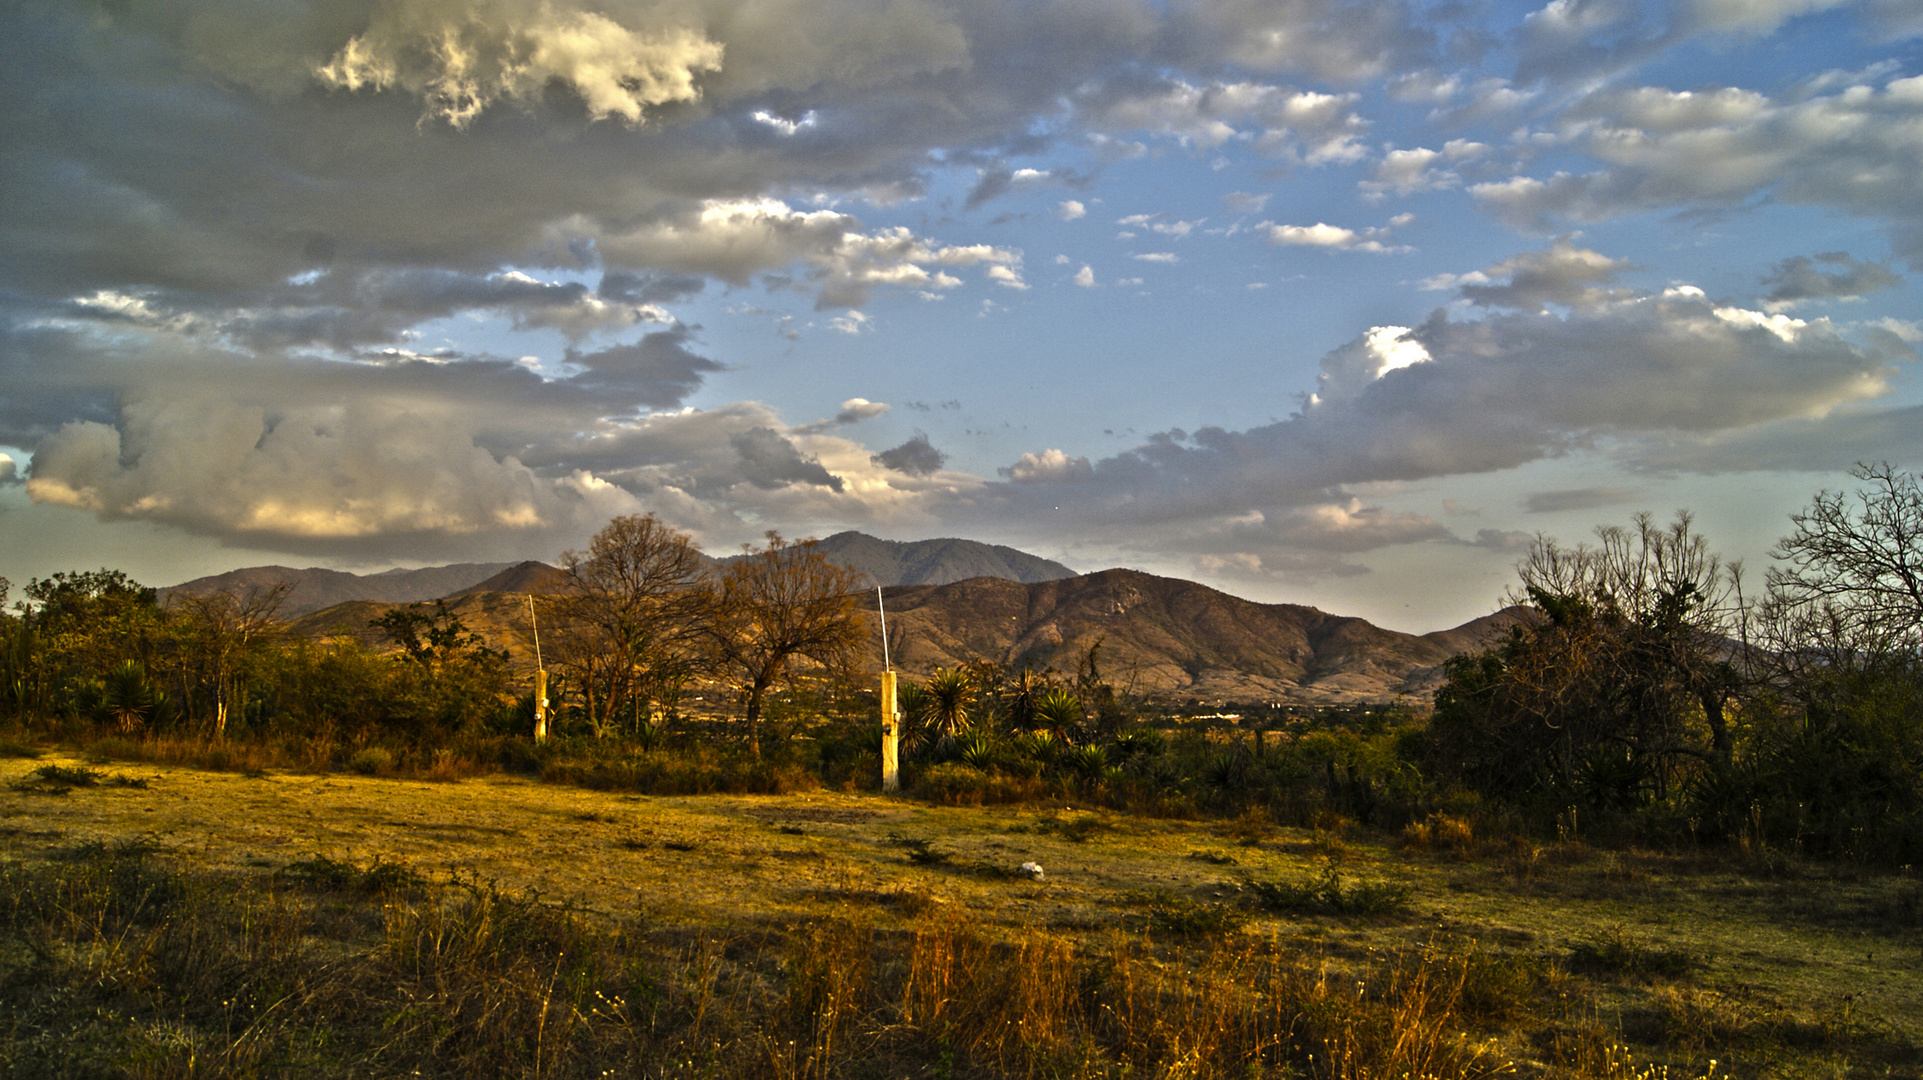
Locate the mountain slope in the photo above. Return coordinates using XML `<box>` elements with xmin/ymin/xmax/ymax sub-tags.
<box><xmin>726</xmin><ymin>532</ymin><xmax>1076</xmax><ymax>587</ymax></box>
<box><xmin>875</xmin><ymin>568</ymin><xmax>1525</xmax><ymax>703</ymax></box>
<box><xmin>161</xmin><ymin>563</ymin><xmax>517</xmax><ymax>618</ymax></box>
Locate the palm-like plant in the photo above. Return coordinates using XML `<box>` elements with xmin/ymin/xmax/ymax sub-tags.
<box><xmin>99</xmin><ymin>660</ymin><xmax>155</xmax><ymax>734</ymax></box>
<box><xmin>1033</xmin><ymin>687</ymin><xmax>1083</xmax><ymax>743</ymax></box>
<box><xmin>919</xmin><ymin>667</ymin><xmax>976</xmax><ymax>748</ymax></box>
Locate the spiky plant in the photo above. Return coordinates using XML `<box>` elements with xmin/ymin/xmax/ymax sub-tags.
<box><xmin>920</xmin><ymin>667</ymin><xmax>976</xmax><ymax>747</ymax></box>
<box><xmin>1033</xmin><ymin>687</ymin><xmax>1083</xmax><ymax>742</ymax></box>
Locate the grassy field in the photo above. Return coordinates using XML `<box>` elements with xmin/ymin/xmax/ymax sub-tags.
<box><xmin>2</xmin><ymin>750</ymin><xmax>1919</xmax><ymax>1078</ymax></box>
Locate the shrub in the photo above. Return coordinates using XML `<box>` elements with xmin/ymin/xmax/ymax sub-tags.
<box><xmin>1248</xmin><ymin>867</ymin><xmax>1415</xmax><ymax>916</ymax></box>
<box><xmin>912</xmin><ymin>762</ymin><xmax>1045</xmax><ymax>805</ymax></box>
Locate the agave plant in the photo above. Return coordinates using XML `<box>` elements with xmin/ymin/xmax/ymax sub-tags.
<box><xmin>919</xmin><ymin>667</ymin><xmax>976</xmax><ymax>747</ymax></box>
<box><xmin>1033</xmin><ymin>687</ymin><xmax>1083</xmax><ymax>742</ymax></box>
<box><xmin>956</xmin><ymin>730</ymin><xmax>997</xmax><ymax>771</ymax></box>
<box><xmin>1067</xmin><ymin>742</ymin><xmax>1109</xmax><ymax>778</ymax></box>
<box><xmin>98</xmin><ymin>660</ymin><xmax>156</xmax><ymax>734</ymax></box>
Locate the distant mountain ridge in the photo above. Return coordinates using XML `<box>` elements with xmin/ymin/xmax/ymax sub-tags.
<box><xmin>160</xmin><ymin>563</ymin><xmax>517</xmax><ymax>618</ymax></box>
<box><xmin>874</xmin><ymin>568</ymin><xmax>1531</xmax><ymax>703</ymax></box>
<box><xmin>753</xmin><ymin>531</ymin><xmax>1076</xmax><ymax>587</ymax></box>
<box><xmin>166</xmin><ymin>532</ymin><xmax>1074</xmax><ymax>617</ymax></box>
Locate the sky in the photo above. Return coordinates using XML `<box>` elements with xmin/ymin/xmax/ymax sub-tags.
<box><xmin>2</xmin><ymin>0</ymin><xmax>1921</xmax><ymax>633</ymax></box>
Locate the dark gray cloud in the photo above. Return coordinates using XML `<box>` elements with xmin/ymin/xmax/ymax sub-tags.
<box><xmin>1524</xmin><ymin>487</ymin><xmax>1642</xmax><ymax>513</ymax></box>
<box><xmin>728</xmin><ymin>427</ymin><xmax>846</xmax><ymax>492</ymax></box>
<box><xmin>562</xmin><ymin>326</ymin><xmax>727</xmax><ymax>411</ymax></box>
<box><xmin>598</xmin><ymin>270</ymin><xmax>707</xmax><ymax>304</ymax></box>
<box><xmin>872</xmin><ymin>433</ymin><xmax>949</xmax><ymax>476</ymax></box>
<box><xmin>1762</xmin><ymin>252</ymin><xmax>1902</xmax><ymax>306</ymax></box>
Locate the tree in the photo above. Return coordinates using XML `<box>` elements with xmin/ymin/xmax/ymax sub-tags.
<box><xmin>1767</xmin><ymin>461</ymin><xmax>1923</xmax><ymax>659</ymax></box>
<box><xmin>25</xmin><ymin>569</ymin><xmax>162</xmax><ymax>707</ymax></box>
<box><xmin>703</xmin><ymin>533</ymin><xmax>868</xmax><ymax>757</ymax></box>
<box><xmin>170</xmin><ymin>583</ymin><xmax>289</xmax><ymax>737</ymax></box>
<box><xmin>555</xmin><ymin>514</ymin><xmax>707</xmax><ymax>739</ymax></box>
<box><xmin>1430</xmin><ymin>513</ymin><xmax>1745</xmax><ymax>810</ymax></box>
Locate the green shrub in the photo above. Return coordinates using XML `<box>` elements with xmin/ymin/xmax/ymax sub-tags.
<box><xmin>911</xmin><ymin>762</ymin><xmax>1045</xmax><ymax>805</ymax></box>
<box><xmin>1247</xmin><ymin>867</ymin><xmax>1414</xmax><ymax>916</ymax></box>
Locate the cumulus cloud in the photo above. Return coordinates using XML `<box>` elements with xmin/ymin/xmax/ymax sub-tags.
<box><xmin>1260</xmin><ymin>221</ymin><xmax>1409</xmax><ymax>253</ymax></box>
<box><xmin>1074</xmin><ymin>265</ymin><xmax>1097</xmax><ymax>287</ymax></box>
<box><xmin>1472</xmin><ymin>73</ymin><xmax>1923</xmax><ymax>263</ymax></box>
<box><xmin>0</xmin><ymin>452</ymin><xmax>15</xmax><ymax>485</ymax></box>
<box><xmin>1055</xmin><ymin>200</ymin><xmax>1087</xmax><ymax>221</ymax></box>
<box><xmin>1761</xmin><ymin>252</ymin><xmax>1903</xmax><ymax>308</ymax></box>
<box><xmin>1358</xmin><ymin>139</ymin><xmax>1487</xmax><ymax>199</ymax></box>
<box><xmin>316</xmin><ymin>0</ymin><xmax>724</xmax><ymax>127</ymax></box>
<box><xmin>593</xmin><ymin>199</ymin><xmax>1024</xmax><ymax>308</ymax></box>
<box><xmin>982</xmin><ymin>258</ymin><xmax>1901</xmax><ymax>529</ymax></box>
<box><xmin>1079</xmin><ymin>78</ymin><xmax>1370</xmax><ymax>164</ymax></box>
<box><xmin>1455</xmin><ymin>239</ymin><xmax>1638</xmax><ymax>312</ymax></box>
<box><xmin>1001</xmin><ymin>448</ymin><xmax>1093</xmax><ymax>484</ymax></box>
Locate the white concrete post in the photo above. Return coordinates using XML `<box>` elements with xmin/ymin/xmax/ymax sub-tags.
<box><xmin>880</xmin><ymin>670</ymin><xmax>901</xmax><ymax>792</ymax></box>
<box><xmin>533</xmin><ymin>668</ymin><xmax>549</xmax><ymax>744</ymax></box>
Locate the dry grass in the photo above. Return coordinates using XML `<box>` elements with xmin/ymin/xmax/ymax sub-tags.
<box><xmin>0</xmin><ymin>752</ymin><xmax>1916</xmax><ymax>1078</ymax></box>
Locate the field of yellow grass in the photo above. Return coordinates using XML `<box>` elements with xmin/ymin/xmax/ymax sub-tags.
<box><xmin>3</xmin><ymin>752</ymin><xmax>1919</xmax><ymax>1077</ymax></box>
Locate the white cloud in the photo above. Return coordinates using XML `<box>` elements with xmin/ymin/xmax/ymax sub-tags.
<box><xmin>828</xmin><ymin>310</ymin><xmax>872</xmax><ymax>334</ymax></box>
<box><xmin>986</xmin><ymin>264</ymin><xmax>1030</xmax><ymax>290</ymax></box>
<box><xmin>1359</xmin><ymin>139</ymin><xmax>1488</xmax><ymax>199</ymax></box>
<box><xmin>1132</xmin><ymin>252</ymin><xmax>1180</xmax><ymax>263</ymax></box>
<box><xmin>592</xmin><ymin>198</ymin><xmax>1023</xmax><ymax>308</ymax></box>
<box><xmin>1001</xmin><ymin>448</ymin><xmax>1093</xmax><ymax>484</ymax></box>
<box><xmin>752</xmin><ymin>110</ymin><xmax>819</xmax><ymax>136</ymax></box>
<box><xmin>1074</xmin><ymin>265</ymin><xmax>1097</xmax><ymax>287</ymax></box>
<box><xmin>1265</xmin><ymin>222</ymin><xmax>1358</xmax><ymax>248</ymax></box>
<box><xmin>317</xmin><ymin>0</ymin><xmax>723</xmax><ymax>128</ymax></box>
<box><xmin>1224</xmin><ymin>192</ymin><xmax>1271</xmax><ymax>213</ymax></box>
<box><xmin>1259</xmin><ymin>221</ymin><xmax>1411</xmax><ymax>253</ymax></box>
<box><xmin>1055</xmin><ymin>200</ymin><xmax>1087</xmax><ymax>221</ymax></box>
<box><xmin>1472</xmin><ymin>74</ymin><xmax>1923</xmax><ymax>262</ymax></box>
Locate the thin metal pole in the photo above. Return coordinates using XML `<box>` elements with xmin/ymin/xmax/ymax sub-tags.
<box><xmin>527</xmin><ymin>594</ymin><xmax>544</xmax><ymax>668</ymax></box>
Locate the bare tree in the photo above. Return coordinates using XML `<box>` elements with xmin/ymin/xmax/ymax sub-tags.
<box><xmin>1767</xmin><ymin>461</ymin><xmax>1923</xmax><ymax>660</ymax></box>
<box><xmin>169</xmin><ymin>582</ymin><xmax>290</xmax><ymax>737</ymax></box>
<box><xmin>556</xmin><ymin>514</ymin><xmax>707</xmax><ymax>739</ymax></box>
<box><xmin>702</xmin><ymin>532</ymin><xmax>868</xmax><ymax>757</ymax></box>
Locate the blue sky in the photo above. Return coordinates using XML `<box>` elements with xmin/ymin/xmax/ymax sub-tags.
<box><xmin>2</xmin><ymin>0</ymin><xmax>1920</xmax><ymax>631</ymax></box>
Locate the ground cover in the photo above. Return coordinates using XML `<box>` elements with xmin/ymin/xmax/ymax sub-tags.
<box><xmin>1</xmin><ymin>752</ymin><xmax>1918</xmax><ymax>1078</ymax></box>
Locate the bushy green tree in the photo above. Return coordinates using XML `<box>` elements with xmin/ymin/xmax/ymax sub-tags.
<box><xmin>1430</xmin><ymin>514</ymin><xmax>1744</xmax><ymax>814</ymax></box>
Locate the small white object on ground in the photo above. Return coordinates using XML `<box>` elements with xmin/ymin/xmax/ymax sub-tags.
<box><xmin>1019</xmin><ymin>861</ymin><xmax>1045</xmax><ymax>880</ymax></box>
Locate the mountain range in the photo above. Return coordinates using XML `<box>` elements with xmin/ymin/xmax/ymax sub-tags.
<box><xmin>163</xmin><ymin>532</ymin><xmax>1074</xmax><ymax>617</ymax></box>
<box><xmin>171</xmin><ymin>532</ymin><xmax>1518</xmax><ymax>703</ymax></box>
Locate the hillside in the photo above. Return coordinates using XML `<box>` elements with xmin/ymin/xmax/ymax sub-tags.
<box><xmin>771</xmin><ymin>532</ymin><xmax>1076</xmax><ymax>586</ymax></box>
<box><xmin>285</xmin><ymin>564</ymin><xmax>1524</xmax><ymax>703</ymax></box>
<box><xmin>873</xmin><ymin>569</ymin><xmax>1528</xmax><ymax>703</ymax></box>
<box><xmin>162</xmin><ymin>563</ymin><xmax>516</xmax><ymax>618</ymax></box>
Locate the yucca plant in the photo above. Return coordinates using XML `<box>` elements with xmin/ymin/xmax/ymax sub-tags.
<box><xmin>919</xmin><ymin>667</ymin><xmax>976</xmax><ymax>749</ymax></box>
<box><xmin>1034</xmin><ymin>687</ymin><xmax>1082</xmax><ymax>742</ymax></box>
<box><xmin>98</xmin><ymin>660</ymin><xmax>156</xmax><ymax>734</ymax></box>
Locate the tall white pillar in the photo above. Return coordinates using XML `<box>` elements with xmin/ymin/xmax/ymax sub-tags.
<box><xmin>880</xmin><ymin>670</ymin><xmax>901</xmax><ymax>792</ymax></box>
